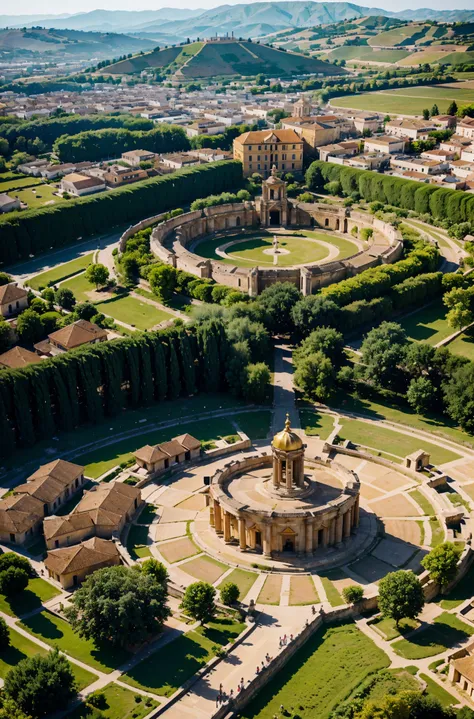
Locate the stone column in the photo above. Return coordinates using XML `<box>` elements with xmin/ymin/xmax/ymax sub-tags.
<box><xmin>353</xmin><ymin>496</ymin><xmax>360</xmax><ymax>528</ymax></box>
<box><xmin>305</xmin><ymin>521</ymin><xmax>313</xmax><ymax>554</ymax></box>
<box><xmin>248</xmin><ymin>528</ymin><xmax>256</xmax><ymax>550</ymax></box>
<box><xmin>343</xmin><ymin>510</ymin><xmax>351</xmax><ymax>539</ymax></box>
<box><xmin>209</xmin><ymin>504</ymin><xmax>215</xmax><ymax>528</ymax></box>
<box><xmin>322</xmin><ymin>525</ymin><xmax>329</xmax><ymax>547</ymax></box>
<box><xmin>263</xmin><ymin>524</ymin><xmax>272</xmax><ymax>557</ymax></box>
<box><xmin>335</xmin><ymin>514</ymin><xmax>343</xmax><ymax>544</ymax></box>
<box><xmin>214</xmin><ymin>500</ymin><xmax>222</xmax><ymax>534</ymax></box>
<box><xmin>286</xmin><ymin>460</ymin><xmax>292</xmax><ymax>492</ymax></box>
<box><xmin>329</xmin><ymin>519</ymin><xmax>336</xmax><ymax>545</ymax></box>
<box><xmin>223</xmin><ymin>511</ymin><xmax>232</xmax><ymax>543</ymax></box>
<box><xmin>239</xmin><ymin>517</ymin><xmax>247</xmax><ymax>551</ymax></box>
<box><xmin>273</xmin><ymin>456</ymin><xmax>279</xmax><ymax>489</ymax></box>
<box><xmin>313</xmin><ymin>526</ymin><xmax>319</xmax><ymax>550</ymax></box>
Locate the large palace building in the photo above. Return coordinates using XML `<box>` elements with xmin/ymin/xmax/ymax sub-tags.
<box><xmin>208</xmin><ymin>416</ymin><xmax>360</xmax><ymax>558</ymax></box>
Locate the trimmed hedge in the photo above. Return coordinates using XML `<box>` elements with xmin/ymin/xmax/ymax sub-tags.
<box><xmin>306</xmin><ymin>160</ymin><xmax>474</xmax><ymax>225</ymax></box>
<box><xmin>0</xmin><ymin>161</ymin><xmax>243</xmax><ymax>266</ymax></box>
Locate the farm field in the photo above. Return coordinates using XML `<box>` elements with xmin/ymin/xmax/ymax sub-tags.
<box><xmin>327</xmin><ymin>46</ymin><xmax>410</xmax><ymax>63</ymax></box>
<box><xmin>239</xmin><ymin>623</ymin><xmax>389</xmax><ymax>719</ymax></box>
<box><xmin>27</xmin><ymin>253</ymin><xmax>94</xmax><ymax>290</ymax></box>
<box><xmin>0</xmin><ymin>175</ymin><xmax>43</xmax><ymax>191</ymax></box>
<box><xmin>331</xmin><ymin>83</ymin><xmax>474</xmax><ymax>115</ymax></box>
<box><xmin>397</xmin><ymin>50</ymin><xmax>457</xmax><ymax>66</ymax></box>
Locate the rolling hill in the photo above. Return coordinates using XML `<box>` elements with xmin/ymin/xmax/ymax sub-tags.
<box><xmin>105</xmin><ymin>38</ymin><xmax>347</xmax><ymax>79</ymax></box>
<box><xmin>0</xmin><ymin>27</ymin><xmax>156</xmax><ymax>59</ymax></box>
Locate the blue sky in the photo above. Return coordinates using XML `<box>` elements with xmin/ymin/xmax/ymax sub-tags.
<box><xmin>7</xmin><ymin>0</ymin><xmax>474</xmax><ymax>17</ymax></box>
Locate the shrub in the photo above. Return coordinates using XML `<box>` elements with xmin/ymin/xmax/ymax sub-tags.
<box><xmin>342</xmin><ymin>585</ymin><xmax>364</xmax><ymax>603</ymax></box>
<box><xmin>220</xmin><ymin>582</ymin><xmax>240</xmax><ymax>605</ymax></box>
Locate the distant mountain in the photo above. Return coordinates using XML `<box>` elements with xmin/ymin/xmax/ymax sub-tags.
<box><xmin>105</xmin><ymin>38</ymin><xmax>348</xmax><ymax>79</ymax></box>
<box><xmin>1</xmin><ymin>3</ymin><xmax>474</xmax><ymax>40</ymax></box>
<box><xmin>0</xmin><ymin>28</ymin><xmax>156</xmax><ymax>59</ymax></box>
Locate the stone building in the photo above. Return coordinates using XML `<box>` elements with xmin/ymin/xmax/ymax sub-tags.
<box><xmin>134</xmin><ymin>433</ymin><xmax>201</xmax><ymax>476</ymax></box>
<box><xmin>233</xmin><ymin>129</ymin><xmax>303</xmax><ymax>177</ymax></box>
<box><xmin>256</xmin><ymin>165</ymin><xmax>289</xmax><ymax>226</ymax></box>
<box><xmin>208</xmin><ymin>415</ymin><xmax>360</xmax><ymax>558</ymax></box>
<box><xmin>0</xmin><ymin>283</ymin><xmax>28</xmax><ymax>318</ymax></box>
<box><xmin>44</xmin><ymin>537</ymin><xmax>121</xmax><ymax>589</ymax></box>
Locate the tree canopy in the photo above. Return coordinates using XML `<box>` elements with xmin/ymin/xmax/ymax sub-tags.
<box><xmin>378</xmin><ymin>571</ymin><xmax>424</xmax><ymax>627</ymax></box>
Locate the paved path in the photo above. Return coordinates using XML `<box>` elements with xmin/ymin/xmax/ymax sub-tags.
<box><xmin>272</xmin><ymin>342</ymin><xmax>300</xmax><ymax>434</ymax></box>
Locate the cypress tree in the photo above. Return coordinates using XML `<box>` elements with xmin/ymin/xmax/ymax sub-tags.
<box><xmin>29</xmin><ymin>364</ymin><xmax>55</xmax><ymax>440</ymax></box>
<box><xmin>50</xmin><ymin>359</ymin><xmax>75</xmax><ymax>432</ymax></box>
<box><xmin>150</xmin><ymin>335</ymin><xmax>168</xmax><ymax>401</ymax></box>
<box><xmin>76</xmin><ymin>351</ymin><xmax>104</xmax><ymax>424</ymax></box>
<box><xmin>123</xmin><ymin>338</ymin><xmax>141</xmax><ymax>407</ymax></box>
<box><xmin>11</xmin><ymin>371</ymin><xmax>35</xmax><ymax>447</ymax></box>
<box><xmin>100</xmin><ymin>343</ymin><xmax>124</xmax><ymax>416</ymax></box>
<box><xmin>197</xmin><ymin>322</ymin><xmax>221</xmax><ymax>393</ymax></box>
<box><xmin>167</xmin><ymin>337</ymin><xmax>181</xmax><ymax>400</ymax></box>
<box><xmin>138</xmin><ymin>338</ymin><xmax>154</xmax><ymax>406</ymax></box>
<box><xmin>179</xmin><ymin>331</ymin><xmax>197</xmax><ymax>395</ymax></box>
<box><xmin>0</xmin><ymin>381</ymin><xmax>15</xmax><ymax>456</ymax></box>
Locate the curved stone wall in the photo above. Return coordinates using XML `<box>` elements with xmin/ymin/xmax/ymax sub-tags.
<box><xmin>147</xmin><ymin>200</ymin><xmax>403</xmax><ymax>296</ymax></box>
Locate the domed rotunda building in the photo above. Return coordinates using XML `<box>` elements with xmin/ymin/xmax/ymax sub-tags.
<box><xmin>208</xmin><ymin>415</ymin><xmax>360</xmax><ymax>559</ymax></box>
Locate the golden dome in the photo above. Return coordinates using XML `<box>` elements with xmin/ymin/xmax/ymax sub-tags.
<box><xmin>272</xmin><ymin>414</ymin><xmax>303</xmax><ymax>452</ymax></box>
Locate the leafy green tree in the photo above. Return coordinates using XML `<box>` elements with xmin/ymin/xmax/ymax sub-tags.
<box><xmin>447</xmin><ymin>100</ymin><xmax>458</xmax><ymax>116</ymax></box>
<box><xmin>181</xmin><ymin>581</ymin><xmax>216</xmax><ymax>625</ymax></box>
<box><xmin>149</xmin><ymin>265</ymin><xmax>177</xmax><ymax>302</ymax></box>
<box><xmin>243</xmin><ymin>362</ymin><xmax>270</xmax><ymax>403</ymax></box>
<box><xmin>140</xmin><ymin>558</ymin><xmax>169</xmax><ymax>585</ymax></box>
<box><xmin>65</xmin><ymin>565</ymin><xmax>170</xmax><ymax>648</ymax></box>
<box><xmin>378</xmin><ymin>571</ymin><xmax>424</xmax><ymax>627</ymax></box>
<box><xmin>74</xmin><ymin>302</ymin><xmax>97</xmax><ymax>321</ymax></box>
<box><xmin>0</xmin><ymin>617</ymin><xmax>10</xmax><ymax>649</ymax></box>
<box><xmin>324</xmin><ymin>180</ymin><xmax>342</xmax><ymax>196</ymax></box>
<box><xmin>0</xmin><ymin>697</ymin><xmax>30</xmax><ymax>719</ymax></box>
<box><xmin>226</xmin><ymin>317</ymin><xmax>269</xmax><ymax>361</ymax></box>
<box><xmin>360</xmin><ymin>322</ymin><xmax>408</xmax><ymax>390</ymax></box>
<box><xmin>220</xmin><ymin>582</ymin><xmax>240</xmax><ymax>605</ymax></box>
<box><xmin>0</xmin><ymin>553</ymin><xmax>33</xmax><ymax>576</ymax></box>
<box><xmin>225</xmin><ymin>340</ymin><xmax>251</xmax><ymax>397</ymax></box>
<box><xmin>406</xmin><ymin>377</ymin><xmax>436</xmax><ymax>414</ymax></box>
<box><xmin>16</xmin><ymin>309</ymin><xmax>43</xmax><ymax>344</ymax></box>
<box><xmin>54</xmin><ymin>287</ymin><xmax>76</xmax><ymax>311</ymax></box>
<box><xmin>291</xmin><ymin>295</ymin><xmax>342</xmax><ymax>336</ymax></box>
<box><xmin>294</xmin><ymin>350</ymin><xmax>335</xmax><ymax>401</ymax></box>
<box><xmin>422</xmin><ymin>108</ymin><xmax>430</xmax><ymax>120</ymax></box>
<box><xmin>342</xmin><ymin>585</ymin><xmax>364</xmax><ymax>604</ymax></box>
<box><xmin>294</xmin><ymin>327</ymin><xmax>345</xmax><ymax>368</ymax></box>
<box><xmin>431</xmin><ymin>103</ymin><xmax>439</xmax><ymax>117</ymax></box>
<box><xmin>257</xmin><ymin>282</ymin><xmax>301</xmax><ymax>334</ymax></box>
<box><xmin>85</xmin><ymin>263</ymin><xmax>109</xmax><ymax>290</ymax></box>
<box><xmin>0</xmin><ymin>567</ymin><xmax>29</xmax><ymax>596</ymax></box>
<box><xmin>422</xmin><ymin>542</ymin><xmax>459</xmax><ymax>588</ymax></box>
<box><xmin>4</xmin><ymin>648</ymin><xmax>76</xmax><ymax>717</ymax></box>
<box><xmin>0</xmin><ymin>273</ymin><xmax>13</xmax><ymax>286</ymax></box>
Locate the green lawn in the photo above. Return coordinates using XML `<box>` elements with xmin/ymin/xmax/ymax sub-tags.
<box><xmin>437</xmin><ymin>563</ymin><xmax>474</xmax><ymax>610</ymax></box>
<box><xmin>320</xmin><ymin>572</ymin><xmax>344</xmax><ymax>607</ymax></box>
<box><xmin>127</xmin><ymin>525</ymin><xmax>151</xmax><ymax>560</ymax></box>
<box><xmin>194</xmin><ymin>230</ymin><xmax>359</xmax><ymax>268</ymax></box>
<box><xmin>234</xmin><ymin>410</ymin><xmax>272</xmax><ymax>440</ymax></box>
<box><xmin>67</xmin><ymin>682</ymin><xmax>158</xmax><ymax>719</ymax></box>
<box><xmin>300</xmin><ymin>409</ymin><xmax>335</xmax><ymax>440</ymax></box>
<box><xmin>0</xmin><ymin>176</ymin><xmax>43</xmax><ymax>192</ymax></box>
<box><xmin>95</xmin><ymin>294</ymin><xmax>174</xmax><ymax>330</ymax></box>
<box><xmin>369</xmin><ymin>615</ymin><xmax>419</xmax><ymax>641</ymax></box>
<box><xmin>419</xmin><ymin>673</ymin><xmax>456</xmax><ymax>707</ymax></box>
<box><xmin>331</xmin><ymin>84</ymin><xmax>474</xmax><ymax>116</ymax></box>
<box><xmin>338</xmin><ymin>418</ymin><xmax>460</xmax><ymax>465</ymax></box>
<box><xmin>10</xmin><ymin>185</ymin><xmax>66</xmax><ymax>211</ymax></box>
<box><xmin>0</xmin><ymin>627</ymin><xmax>97</xmax><ymax>690</ymax></box>
<box><xmin>392</xmin><ymin>612</ymin><xmax>474</xmax><ymax>660</ymax></box>
<box><xmin>0</xmin><ymin>578</ymin><xmax>61</xmax><ymax>617</ymax></box>
<box><xmin>331</xmin><ymin>392</ymin><xmax>474</xmax><ymax>451</ymax></box>
<box><xmin>78</xmin><ymin>417</ymin><xmax>237</xmax><ymax>478</ymax></box>
<box><xmin>446</xmin><ymin>328</ymin><xmax>474</xmax><ymax>362</ymax></box>
<box><xmin>430</xmin><ymin>519</ymin><xmax>445</xmax><ymax>548</ymax></box>
<box><xmin>328</xmin><ymin>45</ymin><xmax>410</xmax><ymax>63</ymax></box>
<box><xmin>217</xmin><ymin>568</ymin><xmax>258</xmax><ymax>600</ymax></box>
<box><xmin>20</xmin><ymin>610</ymin><xmax>131</xmax><ymax>673</ymax></box>
<box><xmin>363</xmin><ymin>668</ymin><xmax>420</xmax><ymax>701</ymax></box>
<box><xmin>62</xmin><ymin>272</ymin><xmax>95</xmax><ymax>302</ymax></box>
<box><xmin>137</xmin><ymin>503</ymin><xmax>158</xmax><ymax>525</ymax></box>
<box><xmin>397</xmin><ymin>300</ymin><xmax>452</xmax><ymax>346</ymax></box>
<box><xmin>123</xmin><ymin>618</ymin><xmax>246</xmax><ymax>696</ymax></box>
<box><xmin>239</xmin><ymin>623</ymin><xmax>389</xmax><ymax>719</ymax></box>
<box><xmin>27</xmin><ymin>253</ymin><xmax>94</xmax><ymax>291</ymax></box>
<box><xmin>410</xmin><ymin>489</ymin><xmax>435</xmax><ymax>517</ymax></box>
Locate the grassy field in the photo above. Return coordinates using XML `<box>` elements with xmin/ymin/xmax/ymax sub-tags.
<box><xmin>331</xmin><ymin>391</ymin><xmax>474</xmax><ymax>451</ymax></box>
<box><xmin>331</xmin><ymin>84</ymin><xmax>474</xmax><ymax>115</ymax></box>
<box><xmin>0</xmin><ymin>578</ymin><xmax>60</xmax><ymax>618</ymax></box>
<box><xmin>234</xmin><ymin>410</ymin><xmax>272</xmax><ymax>440</ymax></box>
<box><xmin>0</xmin><ymin>176</ymin><xmax>43</xmax><ymax>191</ymax></box>
<box><xmin>62</xmin><ymin>272</ymin><xmax>95</xmax><ymax>302</ymax></box>
<box><xmin>338</xmin><ymin>418</ymin><xmax>460</xmax><ymax>465</ymax></box>
<box><xmin>0</xmin><ymin>626</ymin><xmax>97</xmax><ymax>690</ymax></box>
<box><xmin>10</xmin><ymin>184</ymin><xmax>66</xmax><ymax>211</ymax></box>
<box><xmin>370</xmin><ymin>616</ymin><xmax>419</xmax><ymax>641</ymax></box>
<box><xmin>419</xmin><ymin>673</ymin><xmax>456</xmax><ymax>708</ymax></box>
<box><xmin>397</xmin><ymin>300</ymin><xmax>452</xmax><ymax>345</ymax></box>
<box><xmin>127</xmin><ymin>525</ymin><xmax>151</xmax><ymax>560</ymax></box>
<box><xmin>77</xmin><ymin>416</ymin><xmax>237</xmax><ymax>477</ymax></box>
<box><xmin>446</xmin><ymin>328</ymin><xmax>474</xmax><ymax>361</ymax></box>
<box><xmin>240</xmin><ymin>623</ymin><xmax>389</xmax><ymax>719</ymax></box>
<box><xmin>195</xmin><ymin>230</ymin><xmax>359</xmax><ymax>268</ymax></box>
<box><xmin>218</xmin><ymin>568</ymin><xmax>258</xmax><ymax>600</ymax></box>
<box><xmin>368</xmin><ymin>24</ymin><xmax>430</xmax><ymax>46</ymax></box>
<box><xmin>20</xmin><ymin>610</ymin><xmax>131</xmax><ymax>673</ymax></box>
<box><xmin>328</xmin><ymin>46</ymin><xmax>409</xmax><ymax>63</ymax></box>
<box><xmin>320</xmin><ymin>572</ymin><xmax>344</xmax><ymax>607</ymax></box>
<box><xmin>67</xmin><ymin>683</ymin><xmax>158</xmax><ymax>719</ymax></box>
<box><xmin>393</xmin><ymin>612</ymin><xmax>474</xmax><ymax>659</ymax></box>
<box><xmin>409</xmin><ymin>489</ymin><xmax>435</xmax><ymax>517</ymax></box>
<box><xmin>27</xmin><ymin>253</ymin><xmax>94</xmax><ymax>291</ymax></box>
<box><xmin>300</xmin><ymin>409</ymin><xmax>335</xmax><ymax>440</ymax></box>
<box><xmin>398</xmin><ymin>49</ymin><xmax>456</xmax><ymax>66</ymax></box>
<box><xmin>94</xmin><ymin>294</ymin><xmax>173</xmax><ymax>330</ymax></box>
<box><xmin>123</xmin><ymin>618</ymin><xmax>245</xmax><ymax>696</ymax></box>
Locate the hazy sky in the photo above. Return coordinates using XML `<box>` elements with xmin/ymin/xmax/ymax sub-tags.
<box><xmin>7</xmin><ymin>0</ymin><xmax>474</xmax><ymax>17</ymax></box>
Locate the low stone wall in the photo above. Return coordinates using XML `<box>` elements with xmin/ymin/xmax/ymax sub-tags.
<box><xmin>119</xmin><ymin>210</ymin><xmax>170</xmax><ymax>253</ymax></box>
<box><xmin>148</xmin><ymin>200</ymin><xmax>403</xmax><ymax>296</ymax></box>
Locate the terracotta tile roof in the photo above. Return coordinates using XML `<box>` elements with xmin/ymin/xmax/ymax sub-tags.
<box><xmin>159</xmin><ymin>440</ymin><xmax>187</xmax><ymax>457</ymax></box>
<box><xmin>0</xmin><ymin>347</ymin><xmax>42</xmax><ymax>369</ymax></box>
<box><xmin>72</xmin><ymin>482</ymin><xmax>139</xmax><ymax>523</ymax></box>
<box><xmin>0</xmin><ymin>283</ymin><xmax>28</xmax><ymax>305</ymax></box>
<box><xmin>28</xmin><ymin>459</ymin><xmax>83</xmax><ymax>486</ymax></box>
<box><xmin>173</xmin><ymin>433</ymin><xmax>201</xmax><ymax>451</ymax></box>
<box><xmin>453</xmin><ymin>655</ymin><xmax>474</xmax><ymax>684</ymax></box>
<box><xmin>0</xmin><ymin>494</ymin><xmax>44</xmax><ymax>533</ymax></box>
<box><xmin>14</xmin><ymin>476</ymin><xmax>66</xmax><ymax>504</ymax></box>
<box><xmin>48</xmin><ymin>320</ymin><xmax>107</xmax><ymax>350</ymax></box>
<box><xmin>63</xmin><ymin>173</ymin><xmax>104</xmax><ymax>190</ymax></box>
<box><xmin>44</xmin><ymin>537</ymin><xmax>120</xmax><ymax>576</ymax></box>
<box><xmin>236</xmin><ymin>129</ymin><xmax>302</xmax><ymax>145</ymax></box>
<box><xmin>134</xmin><ymin>445</ymin><xmax>168</xmax><ymax>464</ymax></box>
<box><xmin>43</xmin><ymin>513</ymin><xmax>94</xmax><ymax>541</ymax></box>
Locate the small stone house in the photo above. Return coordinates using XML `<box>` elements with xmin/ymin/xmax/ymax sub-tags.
<box><xmin>0</xmin><ymin>346</ymin><xmax>43</xmax><ymax>369</ymax></box>
<box><xmin>0</xmin><ymin>283</ymin><xmax>28</xmax><ymax>318</ymax></box>
<box><xmin>404</xmin><ymin>450</ymin><xmax>430</xmax><ymax>472</ymax></box>
<box><xmin>44</xmin><ymin>537</ymin><xmax>121</xmax><ymax>589</ymax></box>
<box><xmin>14</xmin><ymin>459</ymin><xmax>86</xmax><ymax>517</ymax></box>
<box><xmin>0</xmin><ymin>494</ymin><xmax>44</xmax><ymax>544</ymax></box>
<box><xmin>34</xmin><ymin>319</ymin><xmax>107</xmax><ymax>356</ymax></box>
<box><xmin>134</xmin><ymin>433</ymin><xmax>201</xmax><ymax>475</ymax></box>
<box><xmin>449</xmin><ymin>646</ymin><xmax>474</xmax><ymax>699</ymax></box>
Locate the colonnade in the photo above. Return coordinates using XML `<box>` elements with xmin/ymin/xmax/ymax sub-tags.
<box><xmin>272</xmin><ymin>454</ymin><xmax>305</xmax><ymax>492</ymax></box>
<box><xmin>210</xmin><ymin>495</ymin><xmax>360</xmax><ymax>557</ymax></box>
